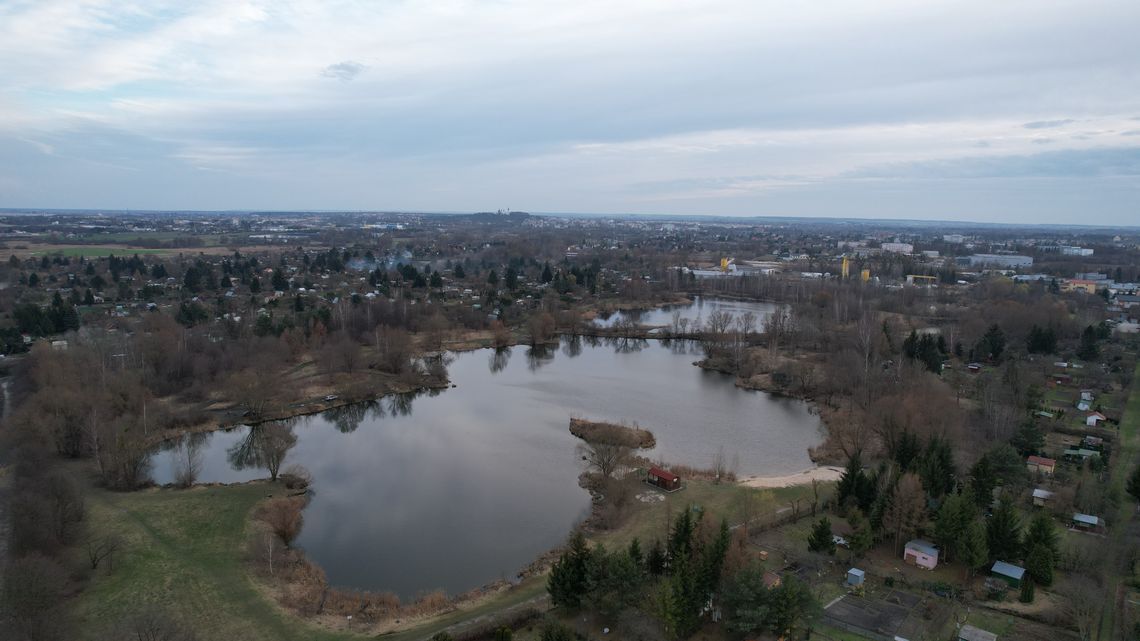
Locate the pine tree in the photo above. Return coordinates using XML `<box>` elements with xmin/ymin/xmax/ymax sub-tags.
<box><xmin>628</xmin><ymin>538</ymin><xmax>643</xmax><ymax>570</ymax></box>
<box><xmin>986</xmin><ymin>497</ymin><xmax>1022</xmax><ymax>562</ymax></box>
<box><xmin>1019</xmin><ymin>577</ymin><xmax>1035</xmax><ymax>603</ymax></box>
<box><xmin>837</xmin><ymin>451</ymin><xmax>865</xmax><ymax>509</ymax></box>
<box><xmin>847</xmin><ymin>509</ymin><xmax>873</xmax><ymax>560</ymax></box>
<box><xmin>1078</xmin><ymin>325</ymin><xmax>1100</xmax><ymax>361</ymax></box>
<box><xmin>919</xmin><ymin>436</ymin><xmax>956</xmax><ymax>498</ymax></box>
<box><xmin>807</xmin><ymin>517</ymin><xmax>836</xmax><ymax>555</ymax></box>
<box><xmin>647</xmin><ymin>539</ymin><xmax>666</xmax><ymax>575</ymax></box>
<box><xmin>1025</xmin><ymin>544</ymin><xmax>1054</xmax><ymax>587</ymax></box>
<box><xmin>961</xmin><ymin>519</ymin><xmax>989</xmax><ymax>579</ymax></box>
<box><xmin>1127</xmin><ymin>466</ymin><xmax>1140</xmax><ymax>504</ymax></box>
<box><xmin>548</xmin><ymin>531</ymin><xmax>593</xmax><ymax>608</ymax></box>
<box><xmin>934</xmin><ymin>492</ymin><xmax>971</xmax><ymax>562</ymax></box>
<box><xmin>668</xmin><ymin>508</ymin><xmax>695</xmax><ymax>568</ymax></box>
<box><xmin>1023</xmin><ymin>512</ymin><xmax>1059</xmax><ymax>560</ymax></box>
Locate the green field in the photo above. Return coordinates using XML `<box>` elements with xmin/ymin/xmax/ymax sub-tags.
<box><xmin>74</xmin><ymin>482</ymin><xmax>356</xmax><ymax>641</ymax></box>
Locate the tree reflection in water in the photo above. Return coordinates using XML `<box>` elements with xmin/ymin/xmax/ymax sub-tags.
<box><xmin>226</xmin><ymin>418</ymin><xmax>299</xmax><ymax>481</ymax></box>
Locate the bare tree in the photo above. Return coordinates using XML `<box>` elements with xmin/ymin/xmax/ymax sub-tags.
<box><xmin>1060</xmin><ymin>576</ymin><xmax>1102</xmax><ymax>640</ymax></box>
<box><xmin>258</xmin><ymin>496</ymin><xmax>305</xmax><ymax>546</ymax></box>
<box><xmin>578</xmin><ymin>440</ymin><xmax>632</xmax><ymax>480</ymax></box>
<box><xmin>227</xmin><ymin>421</ymin><xmax>298</xmax><ymax>482</ymax></box>
<box><xmin>172</xmin><ymin>433</ymin><xmax>204</xmax><ymax>488</ymax></box>
<box><xmin>85</xmin><ymin>534</ymin><xmax>122</xmax><ymax>570</ymax></box>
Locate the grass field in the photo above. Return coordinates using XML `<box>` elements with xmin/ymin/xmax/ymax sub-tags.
<box><xmin>1099</xmin><ymin>362</ymin><xmax>1140</xmax><ymax>640</ymax></box>
<box><xmin>74</xmin><ymin>482</ymin><xmax>357</xmax><ymax>641</ymax></box>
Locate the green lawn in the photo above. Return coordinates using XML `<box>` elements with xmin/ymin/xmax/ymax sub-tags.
<box><xmin>73</xmin><ymin>482</ymin><xmax>357</xmax><ymax>641</ymax></box>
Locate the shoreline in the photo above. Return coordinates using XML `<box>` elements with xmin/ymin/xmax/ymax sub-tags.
<box><xmin>736</xmin><ymin>465</ymin><xmax>844</xmax><ymax>488</ymax></box>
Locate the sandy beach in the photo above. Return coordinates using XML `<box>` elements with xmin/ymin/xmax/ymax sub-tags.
<box><xmin>738</xmin><ymin>465</ymin><xmax>844</xmax><ymax>488</ymax></box>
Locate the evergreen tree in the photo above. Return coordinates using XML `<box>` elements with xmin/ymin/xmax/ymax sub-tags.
<box><xmin>541</xmin><ymin>262</ymin><xmax>554</xmax><ymax>283</ymax></box>
<box><xmin>453</xmin><ymin>264</ymin><xmax>466</xmax><ymax>279</ymax></box>
<box><xmin>84</xmin><ymin>288</ymin><xmax>95</xmax><ymax>305</ymax></box>
<box><xmin>1019</xmin><ymin>577</ymin><xmax>1035</xmax><ymax>603</ymax></box>
<box><xmin>505</xmin><ymin>266</ymin><xmax>518</xmax><ymax>290</ymax></box>
<box><xmin>548</xmin><ymin>531</ymin><xmax>593</xmax><ymax>609</ymax></box>
<box><xmin>919</xmin><ymin>436</ymin><xmax>956</xmax><ymax>498</ymax></box>
<box><xmin>969</xmin><ymin>454</ymin><xmax>997</xmax><ymax>510</ymax></box>
<box><xmin>668</xmin><ymin>508</ymin><xmax>695</xmax><ymax>567</ymax></box>
<box><xmin>1023</xmin><ymin>512</ymin><xmax>1059</xmax><ymax>560</ymax></box>
<box><xmin>1010</xmin><ymin>420</ymin><xmax>1044</xmax><ymax>457</ymax></box>
<box><xmin>765</xmin><ymin>575</ymin><xmax>819</xmax><ymax>640</ymax></box>
<box><xmin>664</xmin><ymin>553</ymin><xmax>702</xmax><ymax>638</ymax></box>
<box><xmin>1078</xmin><ymin>325</ymin><xmax>1100</xmax><ymax>361</ymax></box>
<box><xmin>836</xmin><ymin>451</ymin><xmax>865</xmax><ymax>509</ymax></box>
<box><xmin>628</xmin><ymin>538</ymin><xmax>643</xmax><ymax>570</ymax></box>
<box><xmin>979</xmin><ymin>324</ymin><xmax>1006</xmax><ymax>361</ymax></box>
<box><xmin>934</xmin><ymin>492</ymin><xmax>972</xmax><ymax>562</ymax></box>
<box><xmin>847</xmin><ymin>510</ymin><xmax>873</xmax><ymax>560</ymax></box>
<box><xmin>807</xmin><ymin>517</ymin><xmax>836</xmax><ymax>555</ymax></box>
<box><xmin>1126</xmin><ymin>466</ymin><xmax>1140</xmax><ymax>504</ymax></box>
<box><xmin>721</xmin><ymin>564</ymin><xmax>773</xmax><ymax>636</ymax></box>
<box><xmin>487</xmin><ymin>269</ymin><xmax>499</xmax><ymax>286</ymax></box>
<box><xmin>429</xmin><ymin>271</ymin><xmax>443</xmax><ymax>288</ymax></box>
<box><xmin>961</xmin><ymin>519</ymin><xmax>989</xmax><ymax>578</ymax></box>
<box><xmin>891</xmin><ymin>431</ymin><xmax>922</xmax><ymax>472</ymax></box>
<box><xmin>647</xmin><ymin>539</ymin><xmax>666</xmax><ymax>575</ymax></box>
<box><xmin>697</xmin><ymin>520</ymin><xmax>731</xmax><ymax>597</ymax></box>
<box><xmin>986</xmin><ymin>497</ymin><xmax>1022</xmax><ymax>562</ymax></box>
<box><xmin>1025</xmin><ymin>544</ymin><xmax>1054</xmax><ymax>587</ymax></box>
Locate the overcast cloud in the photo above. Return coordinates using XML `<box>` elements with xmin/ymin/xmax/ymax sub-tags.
<box><xmin>0</xmin><ymin>0</ymin><xmax>1138</xmax><ymax>223</ymax></box>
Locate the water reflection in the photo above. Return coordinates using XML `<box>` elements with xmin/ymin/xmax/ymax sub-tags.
<box><xmin>525</xmin><ymin>344</ymin><xmax>555</xmax><ymax>371</ymax></box>
<box><xmin>323</xmin><ymin>401</ymin><xmax>377</xmax><ymax>434</ymax></box>
<box><xmin>561</xmin><ymin>335</ymin><xmax>582</xmax><ymax>358</ymax></box>
<box><xmin>387</xmin><ymin>392</ymin><xmax>415</xmax><ymax>416</ymax></box>
<box><xmin>489</xmin><ymin>346</ymin><xmax>512</xmax><ymax>374</ymax></box>
<box><xmin>226</xmin><ymin>420</ymin><xmax>299</xmax><ymax>481</ymax></box>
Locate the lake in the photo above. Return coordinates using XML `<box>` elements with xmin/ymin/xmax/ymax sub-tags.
<box><xmin>150</xmin><ymin>302</ymin><xmax>822</xmax><ymax>599</ymax></box>
<box><xmin>590</xmin><ymin>296</ymin><xmax>780</xmax><ymax>329</ymax></box>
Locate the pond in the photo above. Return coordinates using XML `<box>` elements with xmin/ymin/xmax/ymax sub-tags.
<box><xmin>150</xmin><ymin>302</ymin><xmax>823</xmax><ymax>599</ymax></box>
<box><xmin>590</xmin><ymin>296</ymin><xmax>780</xmax><ymax>329</ymax></box>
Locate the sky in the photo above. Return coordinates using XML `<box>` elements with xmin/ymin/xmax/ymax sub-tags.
<box><xmin>1</xmin><ymin>0</ymin><xmax>1139</xmax><ymax>224</ymax></box>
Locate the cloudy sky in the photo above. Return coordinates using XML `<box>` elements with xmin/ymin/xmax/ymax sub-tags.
<box><xmin>1</xmin><ymin>0</ymin><xmax>1139</xmax><ymax>223</ymax></box>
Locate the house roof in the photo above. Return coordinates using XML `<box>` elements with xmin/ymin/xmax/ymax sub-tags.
<box><xmin>648</xmin><ymin>467</ymin><xmax>679</xmax><ymax>483</ymax></box>
<box><xmin>1073</xmin><ymin>513</ymin><xmax>1102</xmax><ymax>526</ymax></box>
<box><xmin>958</xmin><ymin>624</ymin><xmax>998</xmax><ymax>641</ymax></box>
<box><xmin>991</xmin><ymin>560</ymin><xmax>1025</xmax><ymax>579</ymax></box>
<box><xmin>847</xmin><ymin>568</ymin><xmax>865</xmax><ymax>577</ymax></box>
<box><xmin>905</xmin><ymin>539</ymin><xmax>938</xmax><ymax>557</ymax></box>
<box><xmin>1032</xmin><ymin>488</ymin><xmax>1055</xmax><ymax>500</ymax></box>
<box><xmin>1088</xmin><ymin>411</ymin><xmax>1106</xmax><ymax>420</ymax></box>
<box><xmin>1027</xmin><ymin>455</ymin><xmax>1056</xmax><ymax>466</ymax></box>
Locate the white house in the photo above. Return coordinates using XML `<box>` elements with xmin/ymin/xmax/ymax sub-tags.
<box><xmin>1087</xmin><ymin>412</ymin><xmax>1107</xmax><ymax>427</ymax></box>
<box><xmin>903</xmin><ymin>539</ymin><xmax>939</xmax><ymax>570</ymax></box>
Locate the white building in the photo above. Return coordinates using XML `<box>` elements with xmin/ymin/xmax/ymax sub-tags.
<box><xmin>881</xmin><ymin>242</ymin><xmax>914</xmax><ymax>254</ymax></box>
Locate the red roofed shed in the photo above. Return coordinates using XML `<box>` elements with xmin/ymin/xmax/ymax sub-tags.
<box><xmin>647</xmin><ymin>467</ymin><xmax>682</xmax><ymax>492</ymax></box>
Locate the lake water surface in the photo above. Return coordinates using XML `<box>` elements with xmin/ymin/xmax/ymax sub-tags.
<box><xmin>151</xmin><ymin>301</ymin><xmax>822</xmax><ymax>598</ymax></box>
